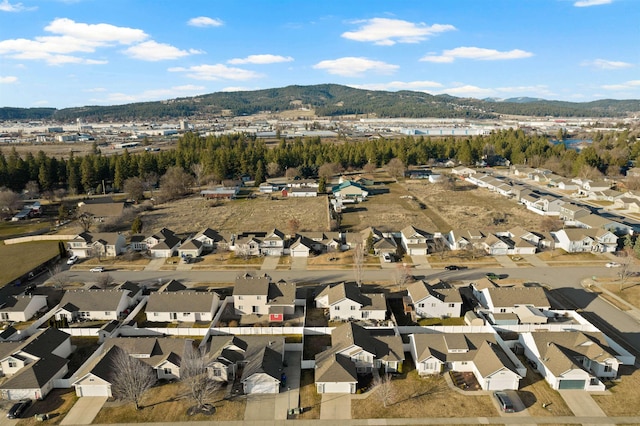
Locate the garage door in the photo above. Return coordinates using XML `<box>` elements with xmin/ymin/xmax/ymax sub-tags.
<box><xmin>319</xmin><ymin>382</ymin><xmax>355</xmax><ymax>393</ymax></box>
<box><xmin>486</xmin><ymin>377</ymin><xmax>517</xmax><ymax>391</ymax></box>
<box><xmin>77</xmin><ymin>385</ymin><xmax>111</xmax><ymax>397</ymax></box>
<box><xmin>558</xmin><ymin>380</ymin><xmax>585</xmax><ymax>390</ymax></box>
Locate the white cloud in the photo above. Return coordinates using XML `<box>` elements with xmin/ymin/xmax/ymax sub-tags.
<box><xmin>221</xmin><ymin>86</ymin><xmax>257</xmax><ymax>92</ymax></box>
<box><xmin>350</xmin><ymin>80</ymin><xmax>443</xmax><ymax>91</ymax></box>
<box><xmin>0</xmin><ymin>75</ymin><xmax>18</xmax><ymax>83</ymax></box>
<box><xmin>421</xmin><ymin>46</ymin><xmax>533</xmax><ymax>62</ymax></box>
<box><xmin>313</xmin><ymin>57</ymin><xmax>398</xmax><ymax>77</ymax></box>
<box><xmin>601</xmin><ymin>80</ymin><xmax>640</xmax><ymax>90</ymax></box>
<box><xmin>0</xmin><ymin>0</ymin><xmax>36</xmax><ymax>12</ymax></box>
<box><xmin>99</xmin><ymin>85</ymin><xmax>207</xmax><ymax>103</ymax></box>
<box><xmin>44</xmin><ymin>18</ymin><xmax>147</xmax><ymax>45</ymax></box>
<box><xmin>33</xmin><ymin>100</ymin><xmax>48</xmax><ymax>105</ymax></box>
<box><xmin>581</xmin><ymin>59</ymin><xmax>633</xmax><ymax>70</ymax></box>
<box><xmin>84</xmin><ymin>87</ymin><xmax>107</xmax><ymax>92</ymax></box>
<box><xmin>439</xmin><ymin>84</ymin><xmax>496</xmax><ymax>97</ymax></box>
<box><xmin>124</xmin><ymin>41</ymin><xmax>203</xmax><ymax>61</ymax></box>
<box><xmin>495</xmin><ymin>85</ymin><xmax>554</xmax><ymax>96</ymax></box>
<box><xmin>228</xmin><ymin>54</ymin><xmax>294</xmax><ymax>65</ymax></box>
<box><xmin>187</xmin><ymin>16</ymin><xmax>223</xmax><ymax>27</ymax></box>
<box><xmin>574</xmin><ymin>0</ymin><xmax>612</xmax><ymax>7</ymax></box>
<box><xmin>168</xmin><ymin>64</ymin><xmax>263</xmax><ymax>81</ymax></box>
<box><xmin>342</xmin><ymin>18</ymin><xmax>455</xmax><ymax>46</ymax></box>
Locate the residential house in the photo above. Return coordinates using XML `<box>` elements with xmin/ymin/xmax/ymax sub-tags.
<box><xmin>72</xmin><ymin>337</ymin><xmax>193</xmax><ymax>397</ymax></box>
<box><xmin>451</xmin><ymin>166</ymin><xmax>476</xmax><ymax>177</ymax></box>
<box><xmin>128</xmin><ymin>234</ymin><xmax>147</xmax><ymax>251</ymax></box>
<box><xmin>314</xmin><ymin>282</ymin><xmax>387</xmax><ymax>321</ymax></box>
<box><xmin>559</xmin><ymin>204</ymin><xmax>591</xmax><ymax>222</ymax></box>
<box><xmin>145</xmin><ymin>228</ymin><xmax>181</xmax><ymax>258</ymax></box>
<box><xmin>332</xmin><ymin>181</ymin><xmax>369</xmax><ymax>202</ymax></box>
<box><xmin>406</xmin><ymin>280</ymin><xmax>462</xmax><ymax>319</ymax></box>
<box><xmin>574</xmin><ymin>214</ymin><xmax>631</xmax><ymax>236</ymax></box>
<box><xmin>360</xmin><ymin>227</ymin><xmax>397</xmax><ymax>256</ymax></box>
<box><xmin>473</xmin><ymin>286</ymin><xmax>550</xmax><ymax>316</ymax></box>
<box><xmin>289</xmin><ymin>235</ymin><xmax>314</xmax><ymax>257</ymax></box>
<box><xmin>519</xmin><ymin>193</ymin><xmax>564</xmax><ymax>216</ymax></box>
<box><xmin>552</xmin><ymin>228</ymin><xmax>618</xmax><ymax>253</ymax></box>
<box><xmin>200</xmin><ymin>187</ymin><xmax>239</xmax><ymax>199</ymax></box>
<box><xmin>447</xmin><ymin>229</ymin><xmax>486</xmax><ymax>251</ymax></box>
<box><xmin>484</xmin><ymin>233</ymin><xmax>538</xmax><ymax>255</ymax></box>
<box><xmin>232</xmin><ymin>234</ymin><xmax>262</xmax><ymax>257</ymax></box>
<box><xmin>482</xmin><ymin>234</ymin><xmax>511</xmax><ymax>255</ymax></box>
<box><xmin>67</xmin><ymin>232</ymin><xmax>127</xmax><ymax>258</ymax></box>
<box><xmin>409</xmin><ymin>332</ymin><xmax>523</xmax><ymax>391</ymax></box>
<box><xmin>177</xmin><ymin>238</ymin><xmax>203</xmax><ymax>258</ymax></box>
<box><xmin>204</xmin><ymin>335</ymin><xmax>285</xmax><ymax>394</ymax></box>
<box><xmin>0</xmin><ymin>295</ymin><xmax>47</xmax><ymax>322</ymax></box>
<box><xmin>233</xmin><ymin>274</ymin><xmax>296</xmax><ymax>321</ymax></box>
<box><xmin>401</xmin><ymin>225</ymin><xmax>434</xmax><ymax>255</ymax></box>
<box><xmin>283</xmin><ymin>187</ymin><xmax>318</xmax><ymax>197</ymax></box>
<box><xmin>145</xmin><ymin>291</ymin><xmax>219</xmax><ymax>323</ymax></box>
<box><xmin>519</xmin><ymin>331</ymin><xmax>627</xmax><ymax>391</ymax></box>
<box><xmin>614</xmin><ymin>197</ymin><xmax>640</xmax><ymax>213</ymax></box>
<box><xmin>54</xmin><ymin>289</ymin><xmax>132</xmax><ymax>322</ymax></box>
<box><xmin>193</xmin><ymin>228</ymin><xmax>224</xmax><ymax>252</ymax></box>
<box><xmin>260</xmin><ymin>229</ymin><xmax>286</xmax><ymax>256</ymax></box>
<box><xmin>557</xmin><ymin>179</ymin><xmax>580</xmax><ymax>191</ymax></box>
<box><xmin>315</xmin><ymin>323</ymin><xmax>404</xmax><ymax>393</ymax></box>
<box><xmin>0</xmin><ymin>328</ymin><xmax>71</xmax><ymax>400</ymax></box>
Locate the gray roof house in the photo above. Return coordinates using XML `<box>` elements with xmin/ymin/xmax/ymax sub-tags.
<box><xmin>406</xmin><ymin>280</ymin><xmax>462</xmax><ymax>319</ymax></box>
<box><xmin>315</xmin><ymin>282</ymin><xmax>387</xmax><ymax>322</ymax></box>
<box><xmin>0</xmin><ymin>295</ymin><xmax>48</xmax><ymax>322</ymax></box>
<box><xmin>67</xmin><ymin>232</ymin><xmax>127</xmax><ymax>259</ymax></box>
<box><xmin>145</xmin><ymin>291</ymin><xmax>219</xmax><ymax>323</ymax></box>
<box><xmin>233</xmin><ymin>274</ymin><xmax>297</xmax><ymax>321</ymax></box>
<box><xmin>54</xmin><ymin>289</ymin><xmax>132</xmax><ymax>321</ymax></box>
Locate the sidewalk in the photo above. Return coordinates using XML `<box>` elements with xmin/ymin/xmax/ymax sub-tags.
<box><xmin>585</xmin><ymin>278</ymin><xmax>640</xmax><ymax>322</ymax></box>
<box><xmin>143</xmin><ymin>257</ymin><xmax>166</xmax><ymax>271</ymax></box>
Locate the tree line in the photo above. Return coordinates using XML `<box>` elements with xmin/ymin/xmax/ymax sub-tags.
<box><xmin>0</xmin><ymin>128</ymin><xmax>636</xmax><ymax>198</ymax></box>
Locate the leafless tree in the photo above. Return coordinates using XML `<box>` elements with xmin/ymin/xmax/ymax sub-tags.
<box><xmin>432</xmin><ymin>237</ymin><xmax>449</xmax><ymax>260</ymax></box>
<box><xmin>191</xmin><ymin>163</ymin><xmax>206</xmax><ymax>188</ymax></box>
<box><xmin>287</xmin><ymin>218</ymin><xmax>301</xmax><ymax>237</ymax></box>
<box><xmin>385</xmin><ymin>158</ymin><xmax>406</xmax><ymax>181</ymax></box>
<box><xmin>285</xmin><ymin>167</ymin><xmax>301</xmax><ymax>180</ymax></box>
<box><xmin>96</xmin><ymin>273</ymin><xmax>114</xmax><ymax>289</ymax></box>
<box><xmin>124</xmin><ymin>177</ymin><xmax>146</xmax><ymax>203</ymax></box>
<box><xmin>318</xmin><ymin>162</ymin><xmax>342</xmax><ymax>179</ymax></box>
<box><xmin>618</xmin><ymin>257</ymin><xmax>634</xmax><ymax>291</ymax></box>
<box><xmin>48</xmin><ymin>264</ymin><xmax>70</xmax><ymax>289</ymax></box>
<box><xmin>54</xmin><ymin>188</ymin><xmax>67</xmax><ymax>202</ymax></box>
<box><xmin>159</xmin><ymin>166</ymin><xmax>194</xmax><ymax>202</ymax></box>
<box><xmin>77</xmin><ymin>212</ymin><xmax>94</xmax><ymax>232</ymax></box>
<box><xmin>267</xmin><ymin>162</ymin><xmax>281</xmax><ymax>177</ymax></box>
<box><xmin>25</xmin><ymin>181</ymin><xmax>40</xmax><ymax>199</ymax></box>
<box><xmin>143</xmin><ymin>172</ymin><xmax>159</xmax><ymax>197</ymax></box>
<box><xmin>235</xmin><ymin>245</ymin><xmax>251</xmax><ymax>261</ymax></box>
<box><xmin>353</xmin><ymin>242</ymin><xmax>365</xmax><ymax>287</ymax></box>
<box><xmin>392</xmin><ymin>263</ymin><xmax>412</xmax><ymax>289</ymax></box>
<box><xmin>541</xmin><ymin>216</ymin><xmax>563</xmax><ymax>232</ymax></box>
<box><xmin>110</xmin><ymin>347</ymin><xmax>157</xmax><ymax>410</ymax></box>
<box><xmin>181</xmin><ymin>345</ymin><xmax>221</xmax><ymax>410</ymax></box>
<box><xmin>0</xmin><ymin>188</ymin><xmax>21</xmax><ymax>214</ymax></box>
<box><xmin>373</xmin><ymin>374</ymin><xmax>395</xmax><ymax>408</ymax></box>
<box><xmin>578</xmin><ymin>164</ymin><xmax>603</xmax><ymax>180</ymax></box>
<box><xmin>363</xmin><ymin>162</ymin><xmax>376</xmax><ymax>174</ymax></box>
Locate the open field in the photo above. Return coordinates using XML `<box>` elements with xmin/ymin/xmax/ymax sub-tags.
<box><xmin>0</xmin><ymin>240</ymin><xmax>60</xmax><ymax>285</ymax></box>
<box><xmin>403</xmin><ymin>178</ymin><xmax>547</xmax><ymax>233</ymax></box>
<box><xmin>516</xmin><ymin>357</ymin><xmax>573</xmax><ymax>417</ymax></box>
<box><xmin>93</xmin><ymin>381</ymin><xmax>245</xmax><ymax>423</ymax></box>
<box><xmin>592</xmin><ymin>365</ymin><xmax>640</xmax><ymax>416</ymax></box>
<box><xmin>139</xmin><ymin>194</ymin><xmax>329</xmax><ymax>234</ymax></box>
<box><xmin>351</xmin><ymin>362</ymin><xmax>496</xmax><ymax>419</ymax></box>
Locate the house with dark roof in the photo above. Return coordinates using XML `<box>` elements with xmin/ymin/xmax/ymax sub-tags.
<box><xmin>315</xmin><ymin>323</ymin><xmax>404</xmax><ymax>393</ymax></box>
<box><xmin>145</xmin><ymin>291</ymin><xmax>219</xmax><ymax>323</ymax></box>
<box><xmin>409</xmin><ymin>332</ymin><xmax>524</xmax><ymax>391</ymax></box>
<box><xmin>72</xmin><ymin>337</ymin><xmax>193</xmax><ymax>397</ymax></box>
<box><xmin>401</xmin><ymin>225</ymin><xmax>436</xmax><ymax>255</ymax></box>
<box><xmin>314</xmin><ymin>282</ymin><xmax>387</xmax><ymax>322</ymax></box>
<box><xmin>67</xmin><ymin>232</ymin><xmax>127</xmax><ymax>258</ymax></box>
<box><xmin>552</xmin><ymin>228</ymin><xmax>618</xmax><ymax>253</ymax></box>
<box><xmin>0</xmin><ymin>295</ymin><xmax>48</xmax><ymax>322</ymax></box>
<box><xmin>289</xmin><ymin>235</ymin><xmax>315</xmax><ymax>257</ymax></box>
<box><xmin>0</xmin><ymin>328</ymin><xmax>71</xmax><ymax>400</ymax></box>
<box><xmin>193</xmin><ymin>228</ymin><xmax>223</xmax><ymax>252</ymax></box>
<box><xmin>54</xmin><ymin>289</ymin><xmax>132</xmax><ymax>322</ymax></box>
<box><xmin>519</xmin><ymin>331</ymin><xmax>633</xmax><ymax>391</ymax></box>
<box><xmin>204</xmin><ymin>335</ymin><xmax>284</xmax><ymax>394</ymax></box>
<box><xmin>406</xmin><ymin>280</ymin><xmax>462</xmax><ymax>319</ymax></box>
<box><xmin>177</xmin><ymin>238</ymin><xmax>203</xmax><ymax>258</ymax></box>
<box><xmin>233</xmin><ymin>274</ymin><xmax>296</xmax><ymax>321</ymax></box>
<box><xmin>144</xmin><ymin>228</ymin><xmax>181</xmax><ymax>258</ymax></box>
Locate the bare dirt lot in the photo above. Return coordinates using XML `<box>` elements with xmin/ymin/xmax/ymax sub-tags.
<box><xmin>139</xmin><ymin>194</ymin><xmax>329</xmax><ymax>234</ymax></box>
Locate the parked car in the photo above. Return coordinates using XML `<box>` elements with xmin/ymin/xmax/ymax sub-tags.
<box><xmin>67</xmin><ymin>255</ymin><xmax>79</xmax><ymax>265</ymax></box>
<box><xmin>485</xmin><ymin>272</ymin><xmax>500</xmax><ymax>280</ymax></box>
<box><xmin>606</xmin><ymin>262</ymin><xmax>621</xmax><ymax>268</ymax></box>
<box><xmin>89</xmin><ymin>266</ymin><xmax>104</xmax><ymax>273</ymax></box>
<box><xmin>382</xmin><ymin>253</ymin><xmax>393</xmax><ymax>263</ymax></box>
<box><xmin>444</xmin><ymin>265</ymin><xmax>460</xmax><ymax>270</ymax></box>
<box><xmin>7</xmin><ymin>399</ymin><xmax>31</xmax><ymax>419</ymax></box>
<box><xmin>493</xmin><ymin>391</ymin><xmax>514</xmax><ymax>413</ymax></box>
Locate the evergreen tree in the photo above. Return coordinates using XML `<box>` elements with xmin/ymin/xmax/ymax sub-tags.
<box><xmin>254</xmin><ymin>160</ymin><xmax>265</xmax><ymax>186</ymax></box>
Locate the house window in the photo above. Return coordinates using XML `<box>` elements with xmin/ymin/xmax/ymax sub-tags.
<box><xmin>183</xmin><ymin>313</ymin><xmax>190</xmax><ymax>317</ymax></box>
<box><xmin>252</xmin><ymin>306</ymin><xmax>259</xmax><ymax>313</ymax></box>
<box><xmin>1</xmin><ymin>313</ymin><xmax>8</xmax><ymax>320</ymax></box>
<box><xmin>350</xmin><ymin>306</ymin><xmax>356</xmax><ymax>311</ymax></box>
<box><xmin>448</xmin><ymin>303</ymin><xmax>455</xmax><ymax>308</ymax></box>
<box><xmin>237</xmin><ymin>296</ymin><xmax>243</xmax><ymax>300</ymax></box>
<box><xmin>431</xmin><ymin>303</ymin><xmax>436</xmax><ymax>307</ymax></box>
<box><xmin>499</xmin><ymin>308</ymin><xmax>507</xmax><ymax>313</ymax></box>
<box><xmin>105</xmin><ymin>312</ymin><xmax>111</xmax><ymax>316</ymax></box>
<box><xmin>418</xmin><ymin>303</ymin><xmax>425</xmax><ymax>308</ymax></box>
<box><xmin>164</xmin><ymin>368</ymin><xmax>171</xmax><ymax>374</ymax></box>
<box><xmin>334</xmin><ymin>306</ymin><xmax>340</xmax><ymax>311</ymax></box>
<box><xmin>604</xmin><ymin>365</ymin><xmax>612</xmax><ymax>373</ymax></box>
<box><xmin>8</xmin><ymin>360</ymin><xmax>16</xmax><ymax>368</ymax></box>
<box><xmin>153</xmin><ymin>313</ymin><xmax>159</xmax><ymax>317</ymax></box>
<box><xmin>213</xmin><ymin>369</ymin><xmax>222</xmax><ymax>377</ymax></box>
<box><xmin>256</xmin><ymin>296</ymin><xmax>262</xmax><ymax>300</ymax></box>
<box><xmin>237</xmin><ymin>305</ymin><xmax>243</xmax><ymax>311</ymax></box>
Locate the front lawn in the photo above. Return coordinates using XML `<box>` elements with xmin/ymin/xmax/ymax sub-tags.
<box><xmin>17</xmin><ymin>388</ymin><xmax>78</xmax><ymax>426</ymax></box>
<box><xmin>592</xmin><ymin>365</ymin><xmax>640</xmax><ymax>416</ymax></box>
<box><xmin>351</xmin><ymin>361</ymin><xmax>496</xmax><ymax>418</ymax></box>
<box><xmin>515</xmin><ymin>358</ymin><xmax>573</xmax><ymax>416</ymax></box>
<box><xmin>0</xmin><ymin>240</ymin><xmax>60</xmax><ymax>285</ymax></box>
<box><xmin>93</xmin><ymin>381</ymin><xmax>245</xmax><ymax>423</ymax></box>
<box><xmin>297</xmin><ymin>370</ymin><xmax>321</xmax><ymax>419</ymax></box>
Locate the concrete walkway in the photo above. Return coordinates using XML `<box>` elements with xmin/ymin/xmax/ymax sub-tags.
<box><xmin>410</xmin><ymin>255</ymin><xmax>430</xmax><ymax>269</ymax></box>
<box><xmin>495</xmin><ymin>255</ymin><xmax>518</xmax><ymax>268</ymax></box>
<box><xmin>260</xmin><ymin>256</ymin><xmax>280</xmax><ymax>271</ymax></box>
<box><xmin>143</xmin><ymin>257</ymin><xmax>166</xmax><ymax>271</ymax></box>
<box><xmin>60</xmin><ymin>396</ymin><xmax>107</xmax><ymax>425</ymax></box>
<box><xmin>319</xmin><ymin>393</ymin><xmax>351</xmax><ymax>419</ymax></box>
<box><xmin>522</xmin><ymin>254</ymin><xmax>548</xmax><ymax>268</ymax></box>
<box><xmin>291</xmin><ymin>257</ymin><xmax>307</xmax><ymax>271</ymax></box>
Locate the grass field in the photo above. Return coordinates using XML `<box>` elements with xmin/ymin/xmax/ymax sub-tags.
<box><xmin>351</xmin><ymin>361</ymin><xmax>496</xmax><ymax>419</ymax></box>
<box><xmin>139</xmin><ymin>194</ymin><xmax>329</xmax><ymax>234</ymax></box>
<box><xmin>0</xmin><ymin>240</ymin><xmax>60</xmax><ymax>285</ymax></box>
<box><xmin>93</xmin><ymin>381</ymin><xmax>245</xmax><ymax>423</ymax></box>
<box><xmin>516</xmin><ymin>358</ymin><xmax>573</xmax><ymax>417</ymax></box>
<box><xmin>592</xmin><ymin>365</ymin><xmax>640</xmax><ymax>416</ymax></box>
<box><xmin>16</xmin><ymin>388</ymin><xmax>78</xmax><ymax>426</ymax></box>
<box><xmin>297</xmin><ymin>370</ymin><xmax>321</xmax><ymax>419</ymax></box>
<box><xmin>0</xmin><ymin>220</ymin><xmax>52</xmax><ymax>239</ymax></box>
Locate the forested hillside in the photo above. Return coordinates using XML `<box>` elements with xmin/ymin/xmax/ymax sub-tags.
<box><xmin>2</xmin><ymin>84</ymin><xmax>639</xmax><ymax>122</ymax></box>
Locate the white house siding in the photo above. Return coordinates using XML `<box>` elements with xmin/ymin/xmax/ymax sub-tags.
<box><xmin>290</xmin><ymin>245</ymin><xmax>310</xmax><ymax>257</ymax></box>
<box><xmin>475</xmin><ymin>368</ymin><xmax>520</xmax><ymax>391</ymax></box>
<box><xmin>156</xmin><ymin>361</ymin><xmax>180</xmax><ymax>380</ymax></box>
<box><xmin>243</xmin><ymin>373</ymin><xmax>279</xmax><ymax>394</ymax></box>
<box><xmin>317</xmin><ymin>382</ymin><xmax>356</xmax><ymax>394</ymax></box>
<box><xmin>361</xmin><ymin>309</ymin><xmax>386</xmax><ymax>321</ymax></box>
<box><xmin>416</xmin><ymin>358</ymin><xmax>444</xmax><ymax>375</ymax></box>
<box><xmin>1</xmin><ymin>297</ymin><xmax>47</xmax><ymax>322</ymax></box>
<box><xmin>150</xmin><ymin>249</ymin><xmax>175</xmax><ymax>258</ymax></box>
<box><xmin>329</xmin><ymin>299</ymin><xmax>363</xmax><ymax>320</ymax></box>
<box><xmin>234</xmin><ymin>295</ymin><xmax>268</xmax><ymax>316</ymax></box>
<box><xmin>74</xmin><ymin>375</ymin><xmax>112</xmax><ymax>397</ymax></box>
<box><xmin>414</xmin><ymin>297</ymin><xmax>461</xmax><ymax>318</ymax></box>
<box><xmin>148</xmin><ymin>311</ymin><xmax>213</xmax><ymax>323</ymax></box>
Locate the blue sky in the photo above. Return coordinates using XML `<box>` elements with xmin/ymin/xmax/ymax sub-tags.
<box><xmin>0</xmin><ymin>0</ymin><xmax>638</xmax><ymax>108</ymax></box>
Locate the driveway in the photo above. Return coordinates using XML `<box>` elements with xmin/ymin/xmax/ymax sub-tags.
<box><xmin>319</xmin><ymin>393</ymin><xmax>351</xmax><ymax>419</ymax></box>
<box><xmin>558</xmin><ymin>390</ymin><xmax>608</xmax><ymax>417</ymax></box>
<box><xmin>494</xmin><ymin>255</ymin><xmax>518</xmax><ymax>268</ymax></box>
<box><xmin>143</xmin><ymin>257</ymin><xmax>165</xmax><ymax>271</ymax></box>
<box><xmin>60</xmin><ymin>397</ymin><xmax>107</xmax><ymax>425</ymax></box>
<box><xmin>291</xmin><ymin>257</ymin><xmax>307</xmax><ymax>271</ymax></box>
<box><xmin>410</xmin><ymin>255</ymin><xmax>430</xmax><ymax>268</ymax></box>
<box><xmin>260</xmin><ymin>256</ymin><xmax>280</xmax><ymax>271</ymax></box>
<box><xmin>275</xmin><ymin>352</ymin><xmax>302</xmax><ymax>419</ymax></box>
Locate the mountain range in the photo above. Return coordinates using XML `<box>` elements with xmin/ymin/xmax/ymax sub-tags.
<box><xmin>1</xmin><ymin>84</ymin><xmax>639</xmax><ymax>122</ymax></box>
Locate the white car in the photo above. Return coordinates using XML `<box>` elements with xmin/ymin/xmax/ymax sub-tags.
<box><xmin>89</xmin><ymin>266</ymin><xmax>104</xmax><ymax>273</ymax></box>
<box><xmin>605</xmin><ymin>262</ymin><xmax>621</xmax><ymax>268</ymax></box>
<box><xmin>66</xmin><ymin>255</ymin><xmax>78</xmax><ymax>265</ymax></box>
